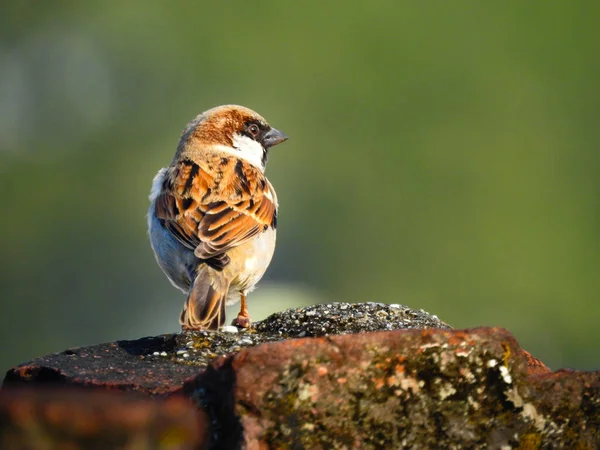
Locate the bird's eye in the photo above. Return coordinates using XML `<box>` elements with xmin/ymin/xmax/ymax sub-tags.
<box><xmin>247</xmin><ymin>124</ymin><xmax>260</xmax><ymax>137</ymax></box>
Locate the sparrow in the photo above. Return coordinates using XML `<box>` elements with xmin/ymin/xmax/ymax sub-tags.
<box><xmin>147</xmin><ymin>105</ymin><xmax>288</xmax><ymax>330</ymax></box>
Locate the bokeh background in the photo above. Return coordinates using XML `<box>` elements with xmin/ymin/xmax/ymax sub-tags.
<box><xmin>1</xmin><ymin>2</ymin><xmax>599</xmax><ymax>375</ymax></box>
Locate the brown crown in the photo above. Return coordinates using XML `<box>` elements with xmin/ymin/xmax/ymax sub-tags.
<box><xmin>183</xmin><ymin>105</ymin><xmax>268</xmax><ymax>148</ymax></box>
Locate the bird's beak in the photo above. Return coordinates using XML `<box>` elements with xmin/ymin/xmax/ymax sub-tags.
<box><xmin>263</xmin><ymin>128</ymin><xmax>288</xmax><ymax>148</ymax></box>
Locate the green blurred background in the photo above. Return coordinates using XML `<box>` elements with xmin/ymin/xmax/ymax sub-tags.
<box><xmin>1</xmin><ymin>2</ymin><xmax>599</xmax><ymax>375</ymax></box>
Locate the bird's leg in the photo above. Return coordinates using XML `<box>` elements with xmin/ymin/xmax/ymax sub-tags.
<box><xmin>232</xmin><ymin>292</ymin><xmax>251</xmax><ymax>328</ymax></box>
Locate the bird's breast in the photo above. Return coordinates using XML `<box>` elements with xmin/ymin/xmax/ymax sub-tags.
<box><xmin>225</xmin><ymin>227</ymin><xmax>277</xmax><ymax>293</ymax></box>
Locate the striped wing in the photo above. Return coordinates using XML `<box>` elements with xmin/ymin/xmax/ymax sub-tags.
<box><xmin>154</xmin><ymin>157</ymin><xmax>277</xmax><ymax>267</ymax></box>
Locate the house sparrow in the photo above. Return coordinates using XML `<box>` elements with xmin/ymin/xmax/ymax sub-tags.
<box><xmin>148</xmin><ymin>105</ymin><xmax>288</xmax><ymax>330</ymax></box>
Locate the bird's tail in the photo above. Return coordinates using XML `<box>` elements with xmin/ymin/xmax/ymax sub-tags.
<box><xmin>180</xmin><ymin>266</ymin><xmax>230</xmax><ymax>330</ymax></box>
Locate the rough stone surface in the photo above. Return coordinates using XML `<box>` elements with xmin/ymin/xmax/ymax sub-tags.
<box><xmin>0</xmin><ymin>387</ymin><xmax>206</xmax><ymax>450</ymax></box>
<box><xmin>3</xmin><ymin>303</ymin><xmax>451</xmax><ymax>394</ymax></box>
<box><xmin>185</xmin><ymin>327</ymin><xmax>598</xmax><ymax>450</ymax></box>
<box><xmin>2</xmin><ymin>302</ymin><xmax>597</xmax><ymax>449</ymax></box>
<box><xmin>255</xmin><ymin>302</ymin><xmax>452</xmax><ymax>337</ymax></box>
<box><xmin>3</xmin><ymin>334</ymin><xmax>199</xmax><ymax>396</ymax></box>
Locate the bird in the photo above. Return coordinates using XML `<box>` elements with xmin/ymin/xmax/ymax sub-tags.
<box><xmin>147</xmin><ymin>105</ymin><xmax>288</xmax><ymax>330</ymax></box>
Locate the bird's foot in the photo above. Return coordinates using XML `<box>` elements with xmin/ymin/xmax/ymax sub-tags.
<box><xmin>232</xmin><ymin>314</ymin><xmax>252</xmax><ymax>329</ymax></box>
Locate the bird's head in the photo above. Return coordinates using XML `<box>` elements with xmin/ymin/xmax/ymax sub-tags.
<box><xmin>178</xmin><ymin>105</ymin><xmax>288</xmax><ymax>171</ymax></box>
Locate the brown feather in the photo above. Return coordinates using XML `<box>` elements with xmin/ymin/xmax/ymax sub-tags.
<box><xmin>180</xmin><ymin>266</ymin><xmax>229</xmax><ymax>330</ymax></box>
<box><xmin>155</xmin><ymin>153</ymin><xmax>277</xmax><ymax>265</ymax></box>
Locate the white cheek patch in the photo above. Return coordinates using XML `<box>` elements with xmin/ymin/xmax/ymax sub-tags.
<box><xmin>214</xmin><ymin>133</ymin><xmax>265</xmax><ymax>170</ymax></box>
